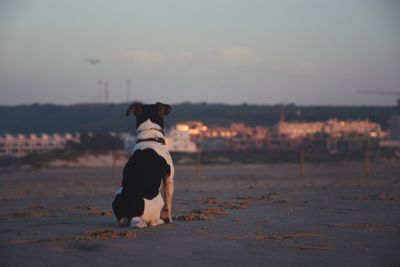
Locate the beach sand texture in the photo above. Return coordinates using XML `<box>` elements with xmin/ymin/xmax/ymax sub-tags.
<box><xmin>1</xmin><ymin>162</ymin><xmax>399</xmax><ymax>266</ymax></box>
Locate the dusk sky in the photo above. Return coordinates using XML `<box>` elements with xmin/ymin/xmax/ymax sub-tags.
<box><xmin>0</xmin><ymin>0</ymin><xmax>399</xmax><ymax>106</ymax></box>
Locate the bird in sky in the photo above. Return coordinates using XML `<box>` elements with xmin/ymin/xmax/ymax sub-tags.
<box><xmin>87</xmin><ymin>58</ymin><xmax>101</xmax><ymax>65</ymax></box>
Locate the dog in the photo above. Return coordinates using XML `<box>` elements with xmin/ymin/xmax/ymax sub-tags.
<box><xmin>112</xmin><ymin>102</ymin><xmax>174</xmax><ymax>228</ymax></box>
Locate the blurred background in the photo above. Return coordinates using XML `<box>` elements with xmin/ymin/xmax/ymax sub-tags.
<box><xmin>0</xmin><ymin>0</ymin><xmax>399</xmax><ymax>168</ymax></box>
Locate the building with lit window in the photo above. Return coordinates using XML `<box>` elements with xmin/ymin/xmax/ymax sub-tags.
<box><xmin>272</xmin><ymin>119</ymin><xmax>384</xmax><ymax>153</ymax></box>
<box><xmin>165</xmin><ymin>128</ymin><xmax>198</xmax><ymax>153</ymax></box>
<box><xmin>0</xmin><ymin>133</ymin><xmax>80</xmax><ymax>157</ymax></box>
<box><xmin>175</xmin><ymin>121</ymin><xmax>208</xmax><ymax>141</ymax></box>
<box><xmin>277</xmin><ymin>119</ymin><xmax>383</xmax><ymax>139</ymax></box>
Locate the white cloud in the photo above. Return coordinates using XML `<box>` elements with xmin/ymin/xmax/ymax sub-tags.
<box><xmin>129</xmin><ymin>50</ymin><xmax>164</xmax><ymax>65</ymax></box>
<box><xmin>221</xmin><ymin>47</ymin><xmax>251</xmax><ymax>63</ymax></box>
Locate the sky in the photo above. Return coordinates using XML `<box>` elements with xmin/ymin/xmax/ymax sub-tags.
<box><xmin>0</xmin><ymin>0</ymin><xmax>399</xmax><ymax>106</ymax></box>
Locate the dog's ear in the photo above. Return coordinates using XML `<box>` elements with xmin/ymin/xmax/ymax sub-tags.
<box><xmin>125</xmin><ymin>102</ymin><xmax>143</xmax><ymax>117</ymax></box>
<box><xmin>156</xmin><ymin>102</ymin><xmax>171</xmax><ymax>117</ymax></box>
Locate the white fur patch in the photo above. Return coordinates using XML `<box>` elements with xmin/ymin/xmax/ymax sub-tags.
<box><xmin>132</xmin><ymin>119</ymin><xmax>175</xmax><ymax>179</ymax></box>
<box><xmin>141</xmin><ymin>193</ymin><xmax>164</xmax><ymax>223</ymax></box>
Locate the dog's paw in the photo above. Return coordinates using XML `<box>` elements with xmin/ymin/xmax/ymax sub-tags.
<box><xmin>162</xmin><ymin>217</ymin><xmax>173</xmax><ymax>224</ymax></box>
<box><xmin>161</xmin><ymin>210</ymin><xmax>172</xmax><ymax>223</ymax></box>
<box><xmin>131</xmin><ymin>217</ymin><xmax>147</xmax><ymax>228</ymax></box>
<box><xmin>118</xmin><ymin>217</ymin><xmax>130</xmax><ymax>227</ymax></box>
<box><xmin>149</xmin><ymin>218</ymin><xmax>165</xmax><ymax>227</ymax></box>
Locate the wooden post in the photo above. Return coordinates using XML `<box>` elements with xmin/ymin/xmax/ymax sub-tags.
<box><xmin>299</xmin><ymin>147</ymin><xmax>304</xmax><ymax>178</ymax></box>
<box><xmin>364</xmin><ymin>139</ymin><xmax>370</xmax><ymax>178</ymax></box>
<box><xmin>196</xmin><ymin>148</ymin><xmax>201</xmax><ymax>177</ymax></box>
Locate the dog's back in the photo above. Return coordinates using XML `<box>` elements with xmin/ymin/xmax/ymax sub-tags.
<box><xmin>122</xmin><ymin>149</ymin><xmax>170</xmax><ymax>199</ymax></box>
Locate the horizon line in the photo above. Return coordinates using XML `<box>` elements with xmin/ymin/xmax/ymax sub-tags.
<box><xmin>0</xmin><ymin>101</ymin><xmax>398</xmax><ymax>108</ymax></box>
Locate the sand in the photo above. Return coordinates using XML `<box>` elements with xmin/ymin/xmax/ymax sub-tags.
<box><xmin>0</xmin><ymin>162</ymin><xmax>399</xmax><ymax>266</ymax></box>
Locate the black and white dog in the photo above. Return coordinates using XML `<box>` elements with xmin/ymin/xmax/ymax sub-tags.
<box><xmin>112</xmin><ymin>102</ymin><xmax>174</xmax><ymax>228</ymax></box>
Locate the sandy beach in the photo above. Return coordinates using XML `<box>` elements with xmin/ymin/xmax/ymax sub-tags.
<box><xmin>0</xmin><ymin>162</ymin><xmax>399</xmax><ymax>266</ymax></box>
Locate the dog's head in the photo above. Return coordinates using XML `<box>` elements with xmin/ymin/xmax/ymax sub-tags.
<box><xmin>125</xmin><ymin>102</ymin><xmax>171</xmax><ymax>129</ymax></box>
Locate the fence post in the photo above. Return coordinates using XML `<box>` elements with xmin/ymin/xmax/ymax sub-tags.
<box><xmin>299</xmin><ymin>147</ymin><xmax>304</xmax><ymax>178</ymax></box>
<box><xmin>364</xmin><ymin>139</ymin><xmax>370</xmax><ymax>178</ymax></box>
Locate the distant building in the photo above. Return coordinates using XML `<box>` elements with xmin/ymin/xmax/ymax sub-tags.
<box><xmin>204</xmin><ymin>126</ymin><xmax>236</xmax><ymax>138</ymax></box>
<box><xmin>165</xmin><ymin>128</ymin><xmax>198</xmax><ymax>153</ymax></box>
<box><xmin>323</xmin><ymin>119</ymin><xmax>383</xmax><ymax>139</ymax></box>
<box><xmin>110</xmin><ymin>118</ymin><xmax>388</xmax><ymax>155</ymax></box>
<box><xmin>229</xmin><ymin>123</ymin><xmax>269</xmax><ymax>150</ymax></box>
<box><xmin>201</xmin><ymin>123</ymin><xmax>269</xmax><ymax>151</ymax></box>
<box><xmin>175</xmin><ymin>121</ymin><xmax>208</xmax><ymax>141</ymax></box>
<box><xmin>277</xmin><ymin>119</ymin><xmax>383</xmax><ymax>139</ymax></box>
<box><xmin>0</xmin><ymin>133</ymin><xmax>80</xmax><ymax>157</ymax></box>
<box><xmin>273</xmin><ymin>119</ymin><xmax>384</xmax><ymax>153</ymax></box>
<box><xmin>277</xmin><ymin>119</ymin><xmax>383</xmax><ymax>140</ymax></box>
<box><xmin>277</xmin><ymin>121</ymin><xmax>324</xmax><ymax>140</ymax></box>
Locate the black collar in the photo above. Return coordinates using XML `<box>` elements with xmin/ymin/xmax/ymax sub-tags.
<box><xmin>136</xmin><ymin>137</ymin><xmax>166</xmax><ymax>145</ymax></box>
